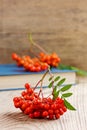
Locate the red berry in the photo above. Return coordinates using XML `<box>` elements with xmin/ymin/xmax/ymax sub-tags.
<box><xmin>25</xmin><ymin>83</ymin><xmax>30</xmax><ymax>89</ymax></box>
<box><xmin>54</xmin><ymin>109</ymin><xmax>59</xmax><ymax>114</ymax></box>
<box><xmin>42</xmin><ymin>111</ymin><xmax>48</xmax><ymax>117</ymax></box>
<box><xmin>48</xmin><ymin>109</ymin><xmax>54</xmax><ymax>115</ymax></box>
<box><xmin>59</xmin><ymin>108</ymin><xmax>64</xmax><ymax>115</ymax></box>
<box><xmin>29</xmin><ymin>113</ymin><xmax>34</xmax><ymax>118</ymax></box>
<box><xmin>51</xmin><ymin>104</ymin><xmax>57</xmax><ymax>110</ymax></box>
<box><xmin>21</xmin><ymin>102</ymin><xmax>29</xmax><ymax>111</ymax></box>
<box><xmin>12</xmin><ymin>53</ymin><xmax>18</xmax><ymax>60</ymax></box>
<box><xmin>55</xmin><ymin>113</ymin><xmax>60</xmax><ymax>119</ymax></box>
<box><xmin>62</xmin><ymin>106</ymin><xmax>67</xmax><ymax>112</ymax></box>
<box><xmin>13</xmin><ymin>97</ymin><xmax>20</xmax><ymax>102</ymax></box>
<box><xmin>21</xmin><ymin>91</ymin><xmax>27</xmax><ymax>97</ymax></box>
<box><xmin>33</xmin><ymin>111</ymin><xmax>40</xmax><ymax>118</ymax></box>
<box><xmin>14</xmin><ymin>102</ymin><xmax>20</xmax><ymax>108</ymax></box>
<box><xmin>27</xmin><ymin>88</ymin><xmax>33</xmax><ymax>95</ymax></box>
<box><xmin>24</xmin><ymin>107</ymin><xmax>32</xmax><ymax>115</ymax></box>
<box><xmin>44</xmin><ymin>104</ymin><xmax>50</xmax><ymax>110</ymax></box>
<box><xmin>49</xmin><ymin>114</ymin><xmax>54</xmax><ymax>120</ymax></box>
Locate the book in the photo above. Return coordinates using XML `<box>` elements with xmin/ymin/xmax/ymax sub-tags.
<box><xmin>0</xmin><ymin>64</ymin><xmax>76</xmax><ymax>91</ymax></box>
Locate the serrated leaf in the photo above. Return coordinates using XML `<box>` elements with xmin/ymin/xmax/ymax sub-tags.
<box><xmin>49</xmin><ymin>76</ymin><xmax>54</xmax><ymax>81</ymax></box>
<box><xmin>48</xmin><ymin>81</ymin><xmax>53</xmax><ymax>88</ymax></box>
<box><xmin>57</xmin><ymin>78</ymin><xmax>66</xmax><ymax>86</ymax></box>
<box><xmin>54</xmin><ymin>76</ymin><xmax>60</xmax><ymax>82</ymax></box>
<box><xmin>62</xmin><ymin>93</ymin><xmax>72</xmax><ymax>98</ymax></box>
<box><xmin>64</xmin><ymin>99</ymin><xmax>76</xmax><ymax>110</ymax></box>
<box><xmin>60</xmin><ymin>84</ymin><xmax>72</xmax><ymax>92</ymax></box>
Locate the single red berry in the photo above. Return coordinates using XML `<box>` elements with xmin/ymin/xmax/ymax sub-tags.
<box><xmin>13</xmin><ymin>97</ymin><xmax>20</xmax><ymax>102</ymax></box>
<box><xmin>12</xmin><ymin>53</ymin><xmax>18</xmax><ymax>60</ymax></box>
<box><xmin>59</xmin><ymin>108</ymin><xmax>64</xmax><ymax>115</ymax></box>
<box><xmin>24</xmin><ymin>107</ymin><xmax>33</xmax><ymax>115</ymax></box>
<box><xmin>62</xmin><ymin>106</ymin><xmax>67</xmax><ymax>112</ymax></box>
<box><xmin>27</xmin><ymin>88</ymin><xmax>33</xmax><ymax>95</ymax></box>
<box><xmin>48</xmin><ymin>109</ymin><xmax>54</xmax><ymax>115</ymax></box>
<box><xmin>42</xmin><ymin>111</ymin><xmax>48</xmax><ymax>117</ymax></box>
<box><xmin>55</xmin><ymin>113</ymin><xmax>60</xmax><ymax>119</ymax></box>
<box><xmin>29</xmin><ymin>113</ymin><xmax>34</xmax><ymax>119</ymax></box>
<box><xmin>18</xmin><ymin>100</ymin><xmax>23</xmax><ymax>106</ymax></box>
<box><xmin>40</xmin><ymin>103</ymin><xmax>45</xmax><ymax>109</ymax></box>
<box><xmin>33</xmin><ymin>111</ymin><xmax>40</xmax><ymax>118</ymax></box>
<box><xmin>21</xmin><ymin>91</ymin><xmax>27</xmax><ymax>97</ymax></box>
<box><xmin>44</xmin><ymin>104</ymin><xmax>50</xmax><ymax>110</ymax></box>
<box><xmin>49</xmin><ymin>114</ymin><xmax>54</xmax><ymax>120</ymax></box>
<box><xmin>14</xmin><ymin>102</ymin><xmax>21</xmax><ymax>108</ymax></box>
<box><xmin>25</xmin><ymin>83</ymin><xmax>30</xmax><ymax>89</ymax></box>
<box><xmin>51</xmin><ymin>104</ymin><xmax>57</xmax><ymax>110</ymax></box>
<box><xmin>54</xmin><ymin>109</ymin><xmax>60</xmax><ymax>114</ymax></box>
<box><xmin>21</xmin><ymin>102</ymin><xmax>29</xmax><ymax>111</ymax></box>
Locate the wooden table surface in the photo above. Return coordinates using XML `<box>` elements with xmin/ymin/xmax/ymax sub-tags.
<box><xmin>0</xmin><ymin>76</ymin><xmax>87</xmax><ymax>130</ymax></box>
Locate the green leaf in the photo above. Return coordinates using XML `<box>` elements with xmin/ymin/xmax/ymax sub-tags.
<box><xmin>53</xmin><ymin>86</ymin><xmax>57</xmax><ymax>92</ymax></box>
<box><xmin>54</xmin><ymin>76</ymin><xmax>60</xmax><ymax>82</ymax></box>
<box><xmin>48</xmin><ymin>81</ymin><xmax>53</xmax><ymax>88</ymax></box>
<box><xmin>57</xmin><ymin>78</ymin><xmax>66</xmax><ymax>86</ymax></box>
<box><xmin>58</xmin><ymin>63</ymin><xmax>87</xmax><ymax>76</ymax></box>
<box><xmin>49</xmin><ymin>76</ymin><xmax>54</xmax><ymax>81</ymax></box>
<box><xmin>71</xmin><ymin>66</ymin><xmax>87</xmax><ymax>76</ymax></box>
<box><xmin>53</xmin><ymin>90</ymin><xmax>60</xmax><ymax>100</ymax></box>
<box><xmin>60</xmin><ymin>84</ymin><xmax>72</xmax><ymax>92</ymax></box>
<box><xmin>64</xmin><ymin>99</ymin><xmax>76</xmax><ymax>110</ymax></box>
<box><xmin>62</xmin><ymin>93</ymin><xmax>72</xmax><ymax>98</ymax></box>
<box><xmin>58</xmin><ymin>64</ymin><xmax>72</xmax><ymax>70</ymax></box>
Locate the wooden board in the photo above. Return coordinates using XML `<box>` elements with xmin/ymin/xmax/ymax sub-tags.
<box><xmin>0</xmin><ymin>0</ymin><xmax>87</xmax><ymax>70</ymax></box>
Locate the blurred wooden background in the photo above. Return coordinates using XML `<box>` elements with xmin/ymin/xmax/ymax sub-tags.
<box><xmin>0</xmin><ymin>0</ymin><xmax>87</xmax><ymax>70</ymax></box>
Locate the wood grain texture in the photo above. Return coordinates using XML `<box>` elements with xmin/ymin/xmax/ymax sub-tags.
<box><xmin>0</xmin><ymin>0</ymin><xmax>87</xmax><ymax>70</ymax></box>
<box><xmin>0</xmin><ymin>77</ymin><xmax>87</xmax><ymax>130</ymax></box>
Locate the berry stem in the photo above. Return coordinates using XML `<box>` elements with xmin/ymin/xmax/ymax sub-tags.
<box><xmin>28</xmin><ymin>33</ymin><xmax>47</xmax><ymax>54</ymax></box>
<box><xmin>48</xmin><ymin>66</ymin><xmax>55</xmax><ymax>92</ymax></box>
<box><xmin>33</xmin><ymin>67</ymin><xmax>52</xmax><ymax>98</ymax></box>
<box><xmin>33</xmin><ymin>68</ymin><xmax>49</xmax><ymax>90</ymax></box>
<box><xmin>29</xmin><ymin>48</ymin><xmax>39</xmax><ymax>58</ymax></box>
<box><xmin>33</xmin><ymin>80</ymin><xmax>42</xmax><ymax>90</ymax></box>
<box><xmin>38</xmin><ymin>69</ymin><xmax>49</xmax><ymax>97</ymax></box>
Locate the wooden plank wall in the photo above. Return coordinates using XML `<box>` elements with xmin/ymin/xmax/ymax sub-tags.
<box><xmin>0</xmin><ymin>0</ymin><xmax>87</xmax><ymax>70</ymax></box>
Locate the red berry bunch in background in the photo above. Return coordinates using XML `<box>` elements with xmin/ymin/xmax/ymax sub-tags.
<box><xmin>12</xmin><ymin>53</ymin><xmax>49</xmax><ymax>72</ymax></box>
<box><xmin>12</xmin><ymin>34</ymin><xmax>61</xmax><ymax>72</ymax></box>
<box><xmin>12</xmin><ymin>52</ymin><xmax>60</xmax><ymax>72</ymax></box>
<box><xmin>13</xmin><ymin>68</ymin><xmax>76</xmax><ymax>120</ymax></box>
<box><xmin>39</xmin><ymin>52</ymin><xmax>60</xmax><ymax>67</ymax></box>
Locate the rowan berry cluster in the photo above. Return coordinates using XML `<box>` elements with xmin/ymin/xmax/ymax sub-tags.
<box><xmin>13</xmin><ymin>83</ymin><xmax>67</xmax><ymax>120</ymax></box>
<box><xmin>39</xmin><ymin>52</ymin><xmax>60</xmax><ymax>67</ymax></box>
<box><xmin>12</xmin><ymin>52</ymin><xmax>60</xmax><ymax>72</ymax></box>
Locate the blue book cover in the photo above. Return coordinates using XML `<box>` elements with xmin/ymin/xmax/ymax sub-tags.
<box><xmin>0</xmin><ymin>64</ymin><xmax>76</xmax><ymax>92</ymax></box>
<box><xmin>0</xmin><ymin>64</ymin><xmax>75</xmax><ymax>76</ymax></box>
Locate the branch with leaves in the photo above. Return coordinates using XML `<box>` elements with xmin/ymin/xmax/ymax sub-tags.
<box><xmin>48</xmin><ymin>72</ymin><xmax>76</xmax><ymax>111</ymax></box>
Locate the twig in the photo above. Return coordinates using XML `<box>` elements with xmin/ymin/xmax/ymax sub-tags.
<box><xmin>28</xmin><ymin>33</ymin><xmax>47</xmax><ymax>54</ymax></box>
